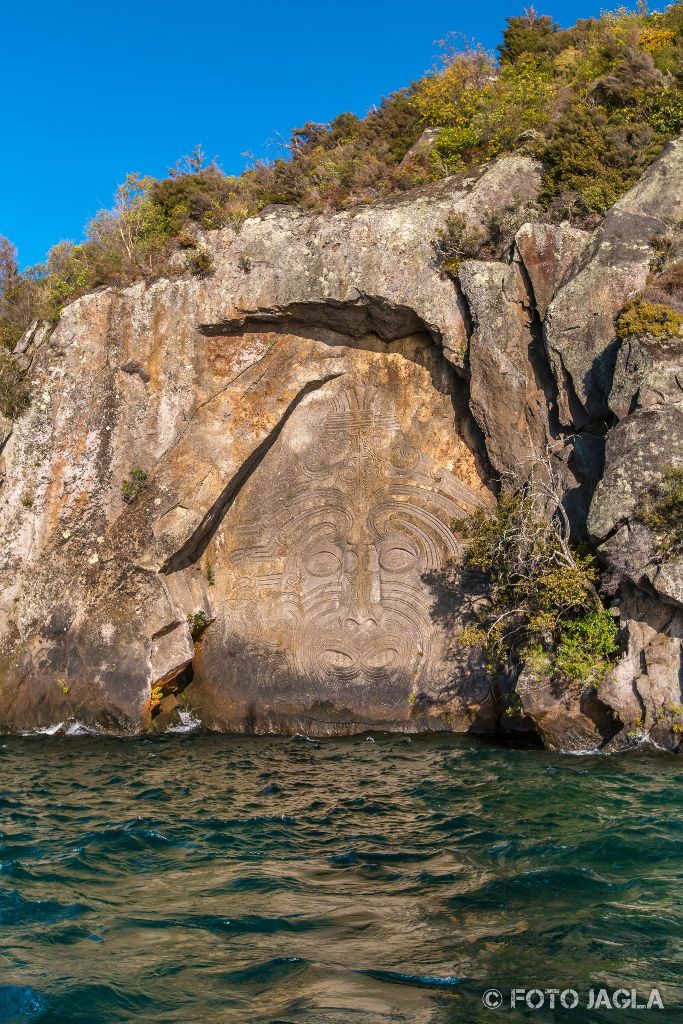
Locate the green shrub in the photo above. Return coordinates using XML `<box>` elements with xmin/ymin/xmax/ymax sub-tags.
<box><xmin>121</xmin><ymin>467</ymin><xmax>148</xmax><ymax>504</ymax></box>
<box><xmin>457</xmin><ymin>487</ymin><xmax>619</xmax><ymax>688</ymax></box>
<box><xmin>651</xmin><ymin>261</ymin><xmax>683</xmax><ymax>301</ymax></box>
<box><xmin>432</xmin><ymin>214</ymin><xmax>486</xmax><ymax>278</ymax></box>
<box><xmin>418</xmin><ymin>50</ymin><xmax>554</xmax><ymax>173</ymax></box>
<box><xmin>615</xmin><ymin>299</ymin><xmax>683</xmax><ymax>339</ymax></box>
<box><xmin>188</xmin><ymin>610</ymin><xmax>209</xmax><ymax>638</ymax></box>
<box><xmin>0</xmin><ymin>236</ymin><xmax>38</xmax><ymax>350</ymax></box>
<box><xmin>649</xmin><ymin>232</ymin><xmax>676</xmax><ymax>274</ymax></box>
<box><xmin>504</xmin><ymin>694</ymin><xmax>524</xmax><ymax>717</ymax></box>
<box><xmin>498</xmin><ymin>11</ymin><xmax>560</xmax><ymax>63</ymax></box>
<box><xmin>537</xmin><ymin>34</ymin><xmax>679</xmax><ymax>216</ymax></box>
<box><xmin>540</xmin><ymin>101</ymin><xmax>657</xmax><ymax>214</ymax></box>
<box><xmin>648</xmin><ymin>87</ymin><xmax>683</xmax><ymax>134</ymax></box>
<box><xmin>626</xmin><ymin>716</ymin><xmax>645</xmax><ymax>739</ymax></box>
<box><xmin>433</xmin><ymin>198</ymin><xmax>537</xmax><ymax>277</ymax></box>
<box><xmin>186</xmin><ymin>246</ymin><xmax>214</xmax><ymax>278</ymax></box>
<box><xmin>636</xmin><ymin>465</ymin><xmax>683</xmax><ymax>555</ymax></box>
<box><xmin>150</xmin><ymin>166</ymin><xmax>236</xmax><ymax>231</ymax></box>
<box><xmin>554</xmin><ymin>609</ymin><xmax>619</xmax><ymax>687</ymax></box>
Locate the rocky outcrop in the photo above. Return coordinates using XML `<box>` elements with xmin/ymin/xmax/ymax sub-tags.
<box><xmin>458</xmin><ymin>259</ymin><xmax>551</xmax><ymax>479</ymax></box>
<box><xmin>587</xmin><ymin>286</ymin><xmax>683</xmax><ymax>750</ymax></box>
<box><xmin>544</xmin><ymin>140</ymin><xmax>683</xmax><ymax>427</ymax></box>
<box><xmin>0</xmin><ymin>142</ymin><xmax>681</xmax><ymax>748</ymax></box>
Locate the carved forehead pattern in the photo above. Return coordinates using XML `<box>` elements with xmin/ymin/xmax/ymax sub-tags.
<box><xmin>230</xmin><ymin>381</ymin><xmax>484</xmax><ymax>564</ymax></box>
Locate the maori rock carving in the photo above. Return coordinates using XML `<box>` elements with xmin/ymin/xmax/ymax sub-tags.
<box><xmin>193</xmin><ymin>375</ymin><xmax>489</xmax><ymax>725</ymax></box>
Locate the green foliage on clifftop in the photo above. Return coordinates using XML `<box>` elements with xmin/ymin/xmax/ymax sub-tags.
<box><xmin>417</xmin><ymin>3</ymin><xmax>683</xmax><ymax>217</ymax></box>
<box><xmin>1</xmin><ymin>3</ymin><xmax>683</xmax><ymax>364</ymax></box>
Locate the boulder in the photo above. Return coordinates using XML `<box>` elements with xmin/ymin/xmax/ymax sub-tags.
<box><xmin>514</xmin><ymin>221</ymin><xmax>589</xmax><ymax>320</ymax></box>
<box><xmin>600</xmin><ymin>585</ymin><xmax>683</xmax><ymax>751</ymax></box>
<box><xmin>516</xmin><ymin>663</ymin><xmax>607</xmax><ymax>752</ymax></box>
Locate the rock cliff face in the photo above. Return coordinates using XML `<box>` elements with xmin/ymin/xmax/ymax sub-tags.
<box><xmin>1</xmin><ymin>143</ymin><xmax>682</xmax><ymax>747</ymax></box>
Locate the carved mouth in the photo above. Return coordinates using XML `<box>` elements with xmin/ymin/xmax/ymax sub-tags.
<box><xmin>301</xmin><ymin>622</ymin><xmax>420</xmax><ymax>685</ymax></box>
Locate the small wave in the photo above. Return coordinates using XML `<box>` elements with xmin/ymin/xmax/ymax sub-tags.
<box><xmin>20</xmin><ymin>719</ymin><xmax>98</xmax><ymax>738</ymax></box>
<box><xmin>22</xmin><ymin>721</ymin><xmax>65</xmax><ymax>736</ymax></box>
<box><xmin>184</xmin><ymin>912</ymin><xmax>321</xmax><ymax>936</ymax></box>
<box><xmin>602</xmin><ymin>733</ymin><xmax>668</xmax><ymax>755</ymax></box>
<box><xmin>65</xmin><ymin>721</ymin><xmax>95</xmax><ymax>736</ymax></box>
<box><xmin>641</xmin><ymin>734</ymin><xmax>673</xmax><ymax>753</ymax></box>
<box><xmin>33</xmin><ymin>982</ymin><xmax>152</xmax><ymax>1021</ymax></box>
<box><xmin>0</xmin><ymin>984</ymin><xmax>47</xmax><ymax>1023</ymax></box>
<box><xmin>357</xmin><ymin>968</ymin><xmax>462</xmax><ymax>989</ymax></box>
<box><xmin>223</xmin><ymin>955</ymin><xmax>309</xmax><ymax>986</ymax></box>
<box><xmin>0</xmin><ymin>890</ymin><xmax>86</xmax><ymax>927</ymax></box>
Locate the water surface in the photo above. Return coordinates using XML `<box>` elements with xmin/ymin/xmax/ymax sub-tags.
<box><xmin>0</xmin><ymin>734</ymin><xmax>681</xmax><ymax>1022</ymax></box>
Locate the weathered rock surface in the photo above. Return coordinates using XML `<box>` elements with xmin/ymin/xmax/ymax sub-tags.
<box><xmin>544</xmin><ymin>138</ymin><xmax>683</xmax><ymax>428</ymax></box>
<box><xmin>514</xmin><ymin>221</ymin><xmax>590</xmax><ymax>321</ymax></box>
<box><xmin>516</xmin><ymin>669</ymin><xmax>608</xmax><ymax>752</ymax></box>
<box><xmin>0</xmin><ymin>142</ymin><xmax>682</xmax><ymax>748</ymax></box>
<box><xmin>458</xmin><ymin>259</ymin><xmax>551</xmax><ymax>479</ymax></box>
<box><xmin>586</xmin><ymin>306</ymin><xmax>683</xmax><ymax>749</ymax></box>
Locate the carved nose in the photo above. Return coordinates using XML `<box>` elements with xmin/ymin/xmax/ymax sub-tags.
<box><xmin>341</xmin><ymin>540</ymin><xmax>381</xmax><ymax>628</ymax></box>
<box><xmin>344</xmin><ymin>612</ymin><xmax>378</xmax><ymax>628</ymax></box>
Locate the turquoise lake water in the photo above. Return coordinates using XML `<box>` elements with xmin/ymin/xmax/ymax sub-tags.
<box><xmin>0</xmin><ymin>733</ymin><xmax>681</xmax><ymax>1023</ymax></box>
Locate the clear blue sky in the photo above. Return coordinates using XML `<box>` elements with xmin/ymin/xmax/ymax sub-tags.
<box><xmin>3</xmin><ymin>0</ymin><xmax>636</xmax><ymax>268</ymax></box>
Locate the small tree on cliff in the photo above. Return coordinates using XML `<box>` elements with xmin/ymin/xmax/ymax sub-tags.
<box><xmin>498</xmin><ymin>7</ymin><xmax>560</xmax><ymax>63</ymax></box>
<box><xmin>0</xmin><ymin>235</ymin><xmax>39</xmax><ymax>351</ymax></box>
<box><xmin>458</xmin><ymin>448</ymin><xmax>619</xmax><ymax>688</ymax></box>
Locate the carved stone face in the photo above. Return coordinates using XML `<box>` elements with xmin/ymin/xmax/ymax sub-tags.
<box><xmin>203</xmin><ymin>379</ymin><xmax>488</xmax><ymax>717</ymax></box>
<box><xmin>289</xmin><ymin>495</ymin><xmax>445</xmax><ymax>692</ymax></box>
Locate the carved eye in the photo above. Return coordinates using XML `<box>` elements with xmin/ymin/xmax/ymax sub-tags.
<box><xmin>363</xmin><ymin>648</ymin><xmax>398</xmax><ymax>670</ymax></box>
<box><xmin>303</xmin><ymin>545</ymin><xmax>343</xmax><ymax>577</ymax></box>
<box><xmin>323</xmin><ymin>649</ymin><xmax>355</xmax><ymax>668</ymax></box>
<box><xmin>379</xmin><ymin>542</ymin><xmax>418</xmax><ymax>573</ymax></box>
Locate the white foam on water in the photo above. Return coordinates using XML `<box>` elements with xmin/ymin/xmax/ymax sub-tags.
<box><xmin>641</xmin><ymin>734</ymin><xmax>670</xmax><ymax>752</ymax></box>
<box><xmin>21</xmin><ymin>719</ymin><xmax>99</xmax><ymax>737</ymax></box>
<box><xmin>166</xmin><ymin>709</ymin><xmax>201</xmax><ymax>734</ymax></box>
<box><xmin>64</xmin><ymin>721</ymin><xmax>94</xmax><ymax>736</ymax></box>
<box><xmin>22</xmin><ymin>722</ymin><xmax>65</xmax><ymax>736</ymax></box>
